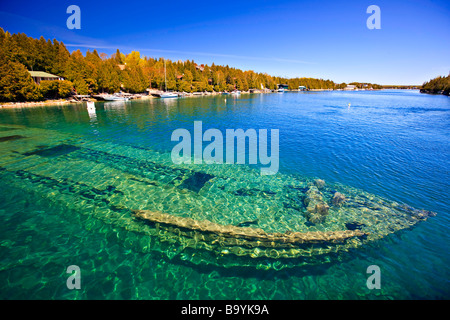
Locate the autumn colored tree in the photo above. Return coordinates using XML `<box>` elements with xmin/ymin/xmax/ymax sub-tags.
<box><xmin>0</xmin><ymin>53</ymin><xmax>42</xmax><ymax>101</ymax></box>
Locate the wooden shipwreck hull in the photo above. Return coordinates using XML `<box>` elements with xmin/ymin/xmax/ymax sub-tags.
<box><xmin>133</xmin><ymin>210</ymin><xmax>368</xmax><ymax>259</ymax></box>
<box><xmin>0</xmin><ymin>124</ymin><xmax>437</xmax><ymax>267</ymax></box>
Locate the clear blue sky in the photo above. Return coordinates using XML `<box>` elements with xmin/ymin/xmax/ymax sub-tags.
<box><xmin>1</xmin><ymin>0</ymin><xmax>449</xmax><ymax>85</ymax></box>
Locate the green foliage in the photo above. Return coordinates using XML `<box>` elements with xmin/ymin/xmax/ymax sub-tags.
<box><xmin>113</xmin><ymin>49</ymin><xmax>124</xmax><ymax>65</ymax></box>
<box><xmin>177</xmin><ymin>79</ymin><xmax>191</xmax><ymax>93</ymax></box>
<box><xmin>73</xmin><ymin>78</ymin><xmax>89</xmax><ymax>95</ymax></box>
<box><xmin>122</xmin><ymin>65</ymin><xmax>149</xmax><ymax>93</ymax></box>
<box><xmin>39</xmin><ymin>80</ymin><xmax>74</xmax><ymax>99</ymax></box>
<box><xmin>39</xmin><ymin>80</ymin><xmax>59</xmax><ymax>99</ymax></box>
<box><xmin>58</xmin><ymin>80</ymin><xmax>74</xmax><ymax>98</ymax></box>
<box><xmin>227</xmin><ymin>84</ymin><xmax>235</xmax><ymax>92</ymax></box>
<box><xmin>421</xmin><ymin>75</ymin><xmax>450</xmax><ymax>95</ymax></box>
<box><xmin>97</xmin><ymin>60</ymin><xmax>121</xmax><ymax>93</ymax></box>
<box><xmin>0</xmin><ymin>53</ymin><xmax>42</xmax><ymax>102</ymax></box>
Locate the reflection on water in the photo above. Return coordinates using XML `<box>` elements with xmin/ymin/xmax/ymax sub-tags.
<box><xmin>87</xmin><ymin>101</ymin><xmax>96</xmax><ymax>121</ymax></box>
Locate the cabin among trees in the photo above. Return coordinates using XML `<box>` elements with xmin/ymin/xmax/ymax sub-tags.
<box><xmin>28</xmin><ymin>71</ymin><xmax>64</xmax><ymax>85</ymax></box>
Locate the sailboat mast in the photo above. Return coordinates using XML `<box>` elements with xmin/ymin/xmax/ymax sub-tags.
<box><xmin>164</xmin><ymin>59</ymin><xmax>167</xmax><ymax>92</ymax></box>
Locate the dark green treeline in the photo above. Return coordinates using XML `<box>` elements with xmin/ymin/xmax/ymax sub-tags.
<box><xmin>420</xmin><ymin>75</ymin><xmax>450</xmax><ymax>95</ymax></box>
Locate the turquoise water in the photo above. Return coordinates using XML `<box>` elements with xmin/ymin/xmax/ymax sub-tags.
<box><xmin>0</xmin><ymin>90</ymin><xmax>448</xmax><ymax>299</ymax></box>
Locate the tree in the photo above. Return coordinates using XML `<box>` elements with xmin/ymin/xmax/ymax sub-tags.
<box><xmin>0</xmin><ymin>54</ymin><xmax>42</xmax><ymax>101</ymax></box>
<box><xmin>39</xmin><ymin>80</ymin><xmax>59</xmax><ymax>99</ymax></box>
<box><xmin>0</xmin><ymin>27</ymin><xmax>5</xmax><ymax>46</ymax></box>
<box><xmin>177</xmin><ymin>79</ymin><xmax>191</xmax><ymax>93</ymax></box>
<box><xmin>421</xmin><ymin>75</ymin><xmax>450</xmax><ymax>95</ymax></box>
<box><xmin>53</xmin><ymin>41</ymin><xmax>70</xmax><ymax>76</ymax></box>
<box><xmin>98</xmin><ymin>59</ymin><xmax>121</xmax><ymax>93</ymax></box>
<box><xmin>58</xmin><ymin>80</ymin><xmax>74</xmax><ymax>98</ymax></box>
<box><xmin>40</xmin><ymin>80</ymin><xmax>74</xmax><ymax>99</ymax></box>
<box><xmin>73</xmin><ymin>78</ymin><xmax>89</xmax><ymax>95</ymax></box>
<box><xmin>113</xmin><ymin>49</ymin><xmax>124</xmax><ymax>65</ymax></box>
<box><xmin>122</xmin><ymin>64</ymin><xmax>148</xmax><ymax>93</ymax></box>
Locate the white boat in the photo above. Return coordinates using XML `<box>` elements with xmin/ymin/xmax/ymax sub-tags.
<box><xmin>159</xmin><ymin>92</ymin><xmax>178</xmax><ymax>98</ymax></box>
<box><xmin>231</xmin><ymin>90</ymin><xmax>241</xmax><ymax>95</ymax></box>
<box><xmin>159</xmin><ymin>59</ymin><xmax>178</xmax><ymax>99</ymax></box>
<box><xmin>104</xmin><ymin>96</ymin><xmax>129</xmax><ymax>101</ymax></box>
<box><xmin>277</xmin><ymin>89</ymin><xmax>285</xmax><ymax>93</ymax></box>
<box><xmin>99</xmin><ymin>94</ymin><xmax>129</xmax><ymax>101</ymax></box>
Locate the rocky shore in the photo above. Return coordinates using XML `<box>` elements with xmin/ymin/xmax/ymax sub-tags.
<box><xmin>0</xmin><ymin>99</ymin><xmax>80</xmax><ymax>108</ymax></box>
<box><xmin>419</xmin><ymin>88</ymin><xmax>450</xmax><ymax>96</ymax></box>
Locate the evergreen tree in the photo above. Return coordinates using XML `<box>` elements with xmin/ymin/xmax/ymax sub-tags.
<box><xmin>113</xmin><ymin>49</ymin><xmax>124</xmax><ymax>65</ymax></box>
<box><xmin>58</xmin><ymin>80</ymin><xmax>74</xmax><ymax>98</ymax></box>
<box><xmin>98</xmin><ymin>59</ymin><xmax>121</xmax><ymax>93</ymax></box>
<box><xmin>39</xmin><ymin>80</ymin><xmax>59</xmax><ymax>99</ymax></box>
<box><xmin>0</xmin><ymin>53</ymin><xmax>41</xmax><ymax>101</ymax></box>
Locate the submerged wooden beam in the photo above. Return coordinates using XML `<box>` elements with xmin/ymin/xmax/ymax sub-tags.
<box><xmin>133</xmin><ymin>210</ymin><xmax>367</xmax><ymax>248</ymax></box>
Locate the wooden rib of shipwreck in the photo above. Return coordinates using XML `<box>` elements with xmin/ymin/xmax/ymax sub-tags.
<box><xmin>133</xmin><ymin>210</ymin><xmax>367</xmax><ymax>254</ymax></box>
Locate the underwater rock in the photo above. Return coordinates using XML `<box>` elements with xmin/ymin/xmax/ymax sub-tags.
<box><xmin>303</xmin><ymin>185</ymin><xmax>330</xmax><ymax>224</ymax></box>
<box><xmin>314</xmin><ymin>179</ymin><xmax>326</xmax><ymax>189</ymax></box>
<box><xmin>332</xmin><ymin>192</ymin><xmax>346</xmax><ymax>206</ymax></box>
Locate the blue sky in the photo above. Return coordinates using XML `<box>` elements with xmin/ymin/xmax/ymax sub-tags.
<box><xmin>1</xmin><ymin>0</ymin><xmax>449</xmax><ymax>85</ymax></box>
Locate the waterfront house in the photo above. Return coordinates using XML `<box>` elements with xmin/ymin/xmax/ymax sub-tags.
<box><xmin>299</xmin><ymin>86</ymin><xmax>307</xmax><ymax>91</ymax></box>
<box><xmin>28</xmin><ymin>71</ymin><xmax>64</xmax><ymax>85</ymax></box>
<box><xmin>343</xmin><ymin>85</ymin><xmax>356</xmax><ymax>91</ymax></box>
<box><xmin>277</xmin><ymin>84</ymin><xmax>289</xmax><ymax>90</ymax></box>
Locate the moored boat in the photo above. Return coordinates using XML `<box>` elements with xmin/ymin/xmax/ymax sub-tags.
<box><xmin>95</xmin><ymin>94</ymin><xmax>129</xmax><ymax>101</ymax></box>
<box><xmin>157</xmin><ymin>59</ymin><xmax>179</xmax><ymax>99</ymax></box>
<box><xmin>159</xmin><ymin>92</ymin><xmax>178</xmax><ymax>98</ymax></box>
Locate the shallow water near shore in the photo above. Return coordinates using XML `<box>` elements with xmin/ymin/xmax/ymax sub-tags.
<box><xmin>0</xmin><ymin>90</ymin><xmax>448</xmax><ymax>299</ymax></box>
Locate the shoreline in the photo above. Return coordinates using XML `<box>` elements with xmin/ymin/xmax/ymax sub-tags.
<box><xmin>0</xmin><ymin>99</ymin><xmax>82</xmax><ymax>109</ymax></box>
<box><xmin>419</xmin><ymin>88</ymin><xmax>450</xmax><ymax>96</ymax></box>
<box><xmin>0</xmin><ymin>96</ymin><xmax>155</xmax><ymax>109</ymax></box>
<box><xmin>0</xmin><ymin>88</ymin><xmax>418</xmax><ymax>109</ymax></box>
